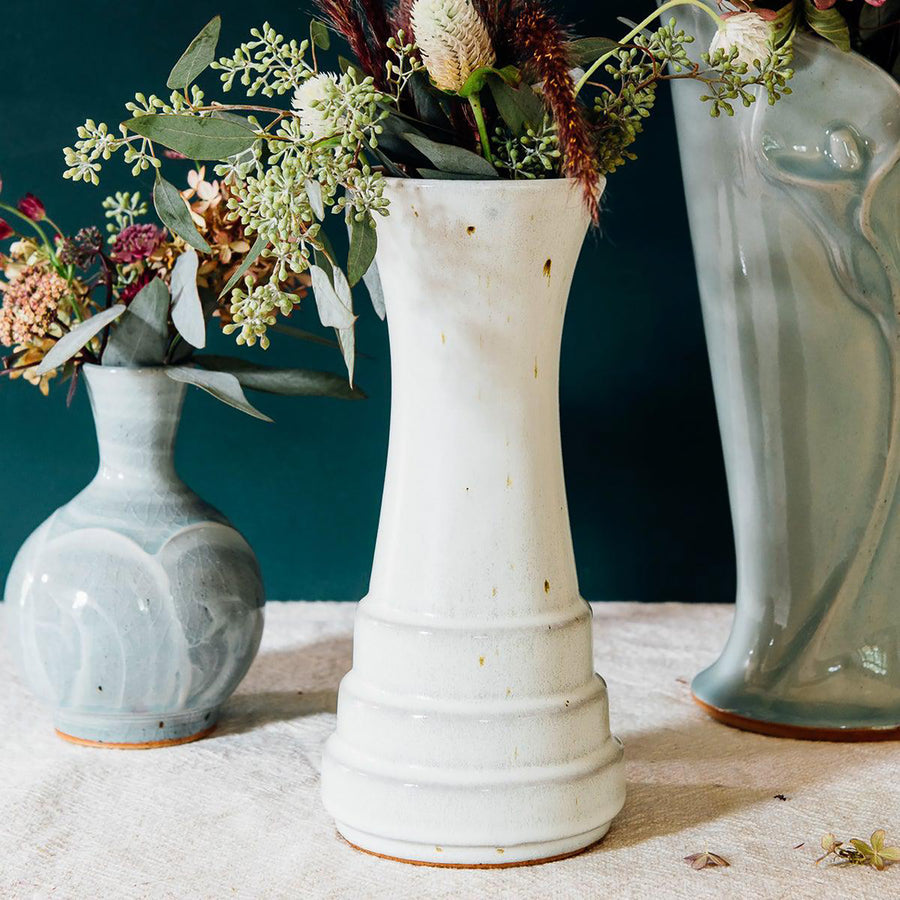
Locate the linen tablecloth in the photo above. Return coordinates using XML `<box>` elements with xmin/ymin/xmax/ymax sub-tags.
<box><xmin>1</xmin><ymin>601</ymin><xmax>897</xmax><ymax>899</ymax></box>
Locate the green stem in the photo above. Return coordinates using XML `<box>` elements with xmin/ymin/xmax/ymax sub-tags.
<box><xmin>0</xmin><ymin>202</ymin><xmax>53</xmax><ymax>250</ymax></box>
<box><xmin>467</xmin><ymin>93</ymin><xmax>494</xmax><ymax>166</ymax></box>
<box><xmin>573</xmin><ymin>0</ymin><xmax>725</xmax><ymax>97</ymax></box>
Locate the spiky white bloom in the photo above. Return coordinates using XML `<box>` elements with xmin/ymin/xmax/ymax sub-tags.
<box><xmin>292</xmin><ymin>73</ymin><xmax>340</xmax><ymax>140</ymax></box>
<box><xmin>709</xmin><ymin>12</ymin><xmax>773</xmax><ymax>68</ymax></box>
<box><xmin>411</xmin><ymin>0</ymin><xmax>496</xmax><ymax>93</ymax></box>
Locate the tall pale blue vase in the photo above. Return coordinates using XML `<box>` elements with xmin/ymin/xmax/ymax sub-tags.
<box><xmin>667</xmin><ymin>5</ymin><xmax>900</xmax><ymax>738</ymax></box>
<box><xmin>4</xmin><ymin>365</ymin><xmax>265</xmax><ymax>747</ymax></box>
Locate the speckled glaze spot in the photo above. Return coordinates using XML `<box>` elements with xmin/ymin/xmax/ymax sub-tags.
<box><xmin>5</xmin><ymin>366</ymin><xmax>265</xmax><ymax>747</ymax></box>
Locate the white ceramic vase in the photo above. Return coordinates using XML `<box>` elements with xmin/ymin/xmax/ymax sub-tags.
<box><xmin>321</xmin><ymin>178</ymin><xmax>625</xmax><ymax>866</ymax></box>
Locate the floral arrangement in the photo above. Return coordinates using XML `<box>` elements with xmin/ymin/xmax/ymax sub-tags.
<box><xmin>0</xmin><ymin>173</ymin><xmax>359</xmax><ymax>416</ymax></box>
<box><xmin>62</xmin><ymin>1</ymin><xmax>796</xmax><ymax>376</ymax></box>
<box><xmin>761</xmin><ymin>0</ymin><xmax>899</xmax><ymax>76</ymax></box>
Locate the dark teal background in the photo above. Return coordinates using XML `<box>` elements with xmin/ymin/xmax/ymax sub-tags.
<box><xmin>0</xmin><ymin>2</ymin><xmax>734</xmax><ymax>601</ymax></box>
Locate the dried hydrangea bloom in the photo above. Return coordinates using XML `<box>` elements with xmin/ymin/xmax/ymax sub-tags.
<box><xmin>0</xmin><ymin>264</ymin><xmax>67</xmax><ymax>347</ymax></box>
<box><xmin>411</xmin><ymin>0</ymin><xmax>495</xmax><ymax>92</ymax></box>
<box><xmin>110</xmin><ymin>223</ymin><xmax>166</xmax><ymax>263</ymax></box>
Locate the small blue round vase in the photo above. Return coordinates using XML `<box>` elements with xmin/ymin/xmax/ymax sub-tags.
<box><xmin>4</xmin><ymin>365</ymin><xmax>264</xmax><ymax>747</ymax></box>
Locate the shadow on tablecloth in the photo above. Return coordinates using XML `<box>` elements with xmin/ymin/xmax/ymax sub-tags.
<box><xmin>214</xmin><ymin>636</ymin><xmax>353</xmax><ymax>737</ymax></box>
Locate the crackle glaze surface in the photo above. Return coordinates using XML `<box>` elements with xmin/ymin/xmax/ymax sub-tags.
<box><xmin>4</xmin><ymin>366</ymin><xmax>264</xmax><ymax>746</ymax></box>
<box><xmin>320</xmin><ymin>179</ymin><xmax>626</xmax><ymax>865</ymax></box>
<box><xmin>669</xmin><ymin>7</ymin><xmax>900</xmax><ymax>734</ymax></box>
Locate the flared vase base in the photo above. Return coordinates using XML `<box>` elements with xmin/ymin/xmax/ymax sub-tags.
<box><xmin>335</xmin><ymin>821</ymin><xmax>612</xmax><ymax>868</ymax></box>
<box><xmin>693</xmin><ymin>694</ymin><xmax>900</xmax><ymax>742</ymax></box>
<box><xmin>54</xmin><ymin>707</ymin><xmax>219</xmax><ymax>749</ymax></box>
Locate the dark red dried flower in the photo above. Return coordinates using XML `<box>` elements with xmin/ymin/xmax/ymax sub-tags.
<box><xmin>514</xmin><ymin>2</ymin><xmax>600</xmax><ymax>221</ymax></box>
<box><xmin>118</xmin><ymin>269</ymin><xmax>156</xmax><ymax>304</ymax></box>
<box><xmin>316</xmin><ymin>0</ymin><xmax>388</xmax><ymax>87</ymax></box>
<box><xmin>111</xmin><ymin>224</ymin><xmax>166</xmax><ymax>263</ymax></box>
<box><xmin>390</xmin><ymin>0</ymin><xmax>415</xmax><ymax>37</ymax></box>
<box><xmin>0</xmin><ymin>219</ymin><xmax>13</xmax><ymax>241</ymax></box>
<box><xmin>17</xmin><ymin>193</ymin><xmax>46</xmax><ymax>222</ymax></box>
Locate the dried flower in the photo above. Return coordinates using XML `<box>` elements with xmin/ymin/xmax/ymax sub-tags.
<box><xmin>817</xmin><ymin>830</ymin><xmax>900</xmax><ymax>870</ymax></box>
<box><xmin>709</xmin><ymin>12</ymin><xmax>773</xmax><ymax>69</ymax></box>
<box><xmin>57</xmin><ymin>227</ymin><xmax>104</xmax><ymax>269</ymax></box>
<box><xmin>17</xmin><ymin>193</ymin><xmax>46</xmax><ymax>222</ymax></box>
<box><xmin>411</xmin><ymin>0</ymin><xmax>496</xmax><ymax>92</ymax></box>
<box><xmin>515</xmin><ymin>2</ymin><xmax>600</xmax><ymax>219</ymax></box>
<box><xmin>684</xmin><ymin>851</ymin><xmax>730</xmax><ymax>870</ymax></box>
<box><xmin>0</xmin><ymin>219</ymin><xmax>13</xmax><ymax>241</ymax></box>
<box><xmin>0</xmin><ymin>264</ymin><xmax>67</xmax><ymax>347</ymax></box>
<box><xmin>111</xmin><ymin>223</ymin><xmax>166</xmax><ymax>263</ymax></box>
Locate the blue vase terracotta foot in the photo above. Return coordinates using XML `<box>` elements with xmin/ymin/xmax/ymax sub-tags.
<box><xmin>54</xmin><ymin>706</ymin><xmax>220</xmax><ymax>749</ymax></box>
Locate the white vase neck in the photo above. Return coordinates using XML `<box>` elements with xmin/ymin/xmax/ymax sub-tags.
<box><xmin>369</xmin><ymin>179</ymin><xmax>591</xmax><ymax>619</ymax></box>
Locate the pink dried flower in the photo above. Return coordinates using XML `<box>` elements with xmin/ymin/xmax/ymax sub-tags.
<box><xmin>0</xmin><ymin>219</ymin><xmax>13</xmax><ymax>241</ymax></box>
<box><xmin>17</xmin><ymin>194</ymin><xmax>46</xmax><ymax>222</ymax></box>
<box><xmin>0</xmin><ymin>264</ymin><xmax>67</xmax><ymax>347</ymax></box>
<box><xmin>111</xmin><ymin>223</ymin><xmax>166</xmax><ymax>263</ymax></box>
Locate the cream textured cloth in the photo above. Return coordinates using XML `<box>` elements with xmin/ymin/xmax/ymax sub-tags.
<box><xmin>1</xmin><ymin>601</ymin><xmax>898</xmax><ymax>899</ymax></box>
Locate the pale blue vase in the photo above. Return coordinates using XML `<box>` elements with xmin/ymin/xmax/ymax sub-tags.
<box><xmin>4</xmin><ymin>365</ymin><xmax>264</xmax><ymax>747</ymax></box>
<box><xmin>666</xmin><ymin>7</ymin><xmax>900</xmax><ymax>738</ymax></box>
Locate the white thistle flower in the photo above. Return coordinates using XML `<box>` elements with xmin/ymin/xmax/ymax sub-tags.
<box><xmin>411</xmin><ymin>0</ymin><xmax>496</xmax><ymax>93</ymax></box>
<box><xmin>292</xmin><ymin>73</ymin><xmax>340</xmax><ymax>140</ymax></box>
<box><xmin>709</xmin><ymin>12</ymin><xmax>773</xmax><ymax>69</ymax></box>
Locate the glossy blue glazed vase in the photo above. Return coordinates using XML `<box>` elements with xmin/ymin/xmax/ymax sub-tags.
<box><xmin>4</xmin><ymin>365</ymin><xmax>264</xmax><ymax>747</ymax></box>
<box><xmin>667</xmin><ymin>5</ymin><xmax>900</xmax><ymax>738</ymax></box>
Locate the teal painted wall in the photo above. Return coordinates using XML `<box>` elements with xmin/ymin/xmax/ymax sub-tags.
<box><xmin>0</xmin><ymin>2</ymin><xmax>734</xmax><ymax>601</ymax></box>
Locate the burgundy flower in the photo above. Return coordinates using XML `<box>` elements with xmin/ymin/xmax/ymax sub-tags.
<box><xmin>117</xmin><ymin>269</ymin><xmax>157</xmax><ymax>304</ymax></box>
<box><xmin>0</xmin><ymin>219</ymin><xmax>13</xmax><ymax>241</ymax></box>
<box><xmin>17</xmin><ymin>193</ymin><xmax>46</xmax><ymax>222</ymax></box>
<box><xmin>111</xmin><ymin>224</ymin><xmax>166</xmax><ymax>263</ymax></box>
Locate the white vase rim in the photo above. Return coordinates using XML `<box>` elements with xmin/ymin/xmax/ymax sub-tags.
<box><xmin>382</xmin><ymin>174</ymin><xmax>607</xmax><ymax>194</ymax></box>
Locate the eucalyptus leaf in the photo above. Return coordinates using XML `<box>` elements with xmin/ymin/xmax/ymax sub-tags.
<box><xmin>35</xmin><ymin>305</ymin><xmax>127</xmax><ymax>375</ymax></box>
<box><xmin>310</xmin><ymin>20</ymin><xmax>331</xmax><ymax>50</ymax></box>
<box><xmin>362</xmin><ymin>260</ymin><xmax>386</xmax><ymax>320</ymax></box>
<box><xmin>402</xmin><ymin>133</ymin><xmax>498</xmax><ymax>177</ymax></box>
<box><xmin>197</xmin><ymin>356</ymin><xmax>363</xmax><ymax>399</ymax></box>
<box><xmin>154</xmin><ymin>174</ymin><xmax>211</xmax><ymax>253</ymax></box>
<box><xmin>803</xmin><ymin>0</ymin><xmax>851</xmax><ymax>51</ymax></box>
<box><xmin>167</xmin><ymin>16</ymin><xmax>222</xmax><ymax>90</ymax></box>
<box><xmin>123</xmin><ymin>114</ymin><xmax>258</xmax><ymax>160</ymax></box>
<box><xmin>309</xmin><ymin>264</ymin><xmax>356</xmax><ymax>329</ymax></box>
<box><xmin>170</xmin><ymin>249</ymin><xmax>206</xmax><ymax>349</ymax></box>
<box><xmin>416</xmin><ymin>168</ymin><xmax>484</xmax><ymax>180</ymax></box>
<box><xmin>337</xmin><ymin>324</ymin><xmax>356</xmax><ymax>388</ymax></box>
<box><xmin>166</xmin><ymin>366</ymin><xmax>273</xmax><ymax>421</ymax></box>
<box><xmin>567</xmin><ymin>37</ymin><xmax>618</xmax><ymax>67</ymax></box>
<box><xmin>271</xmin><ymin>322</ymin><xmax>340</xmax><ymax>349</ymax></box>
<box><xmin>487</xmin><ymin>77</ymin><xmax>545</xmax><ymax>135</ymax></box>
<box><xmin>218</xmin><ymin>233</ymin><xmax>267</xmax><ymax>299</ymax></box>
<box><xmin>347</xmin><ymin>218</ymin><xmax>377</xmax><ymax>287</ymax></box>
<box><xmin>103</xmin><ymin>277</ymin><xmax>171</xmax><ymax>367</ymax></box>
<box><xmin>313</xmin><ymin>229</ymin><xmax>337</xmax><ymax>285</ymax></box>
<box><xmin>306</xmin><ymin>180</ymin><xmax>325</xmax><ymax>219</ymax></box>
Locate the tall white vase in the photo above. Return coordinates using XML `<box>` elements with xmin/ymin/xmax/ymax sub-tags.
<box><xmin>321</xmin><ymin>178</ymin><xmax>625</xmax><ymax>866</ymax></box>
